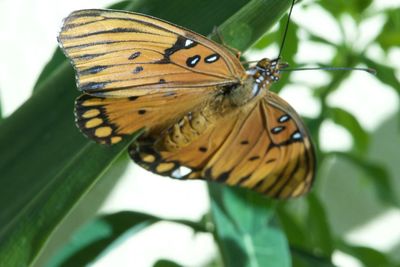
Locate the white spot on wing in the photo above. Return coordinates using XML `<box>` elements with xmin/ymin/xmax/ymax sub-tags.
<box><xmin>171</xmin><ymin>166</ymin><xmax>192</xmax><ymax>178</ymax></box>
<box><xmin>292</xmin><ymin>132</ymin><xmax>302</xmax><ymax>140</ymax></box>
<box><xmin>185</xmin><ymin>39</ymin><xmax>194</xmax><ymax>47</ymax></box>
<box><xmin>206</xmin><ymin>55</ymin><xmax>217</xmax><ymax>62</ymax></box>
<box><xmin>278</xmin><ymin>115</ymin><xmax>290</xmax><ymax>123</ymax></box>
<box><xmin>191</xmin><ymin>57</ymin><xmax>200</xmax><ymax>65</ymax></box>
<box><xmin>179</xmin><ymin>166</ymin><xmax>191</xmax><ymax>176</ymax></box>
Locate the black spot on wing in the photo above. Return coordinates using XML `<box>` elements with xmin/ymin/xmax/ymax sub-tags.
<box><xmin>266</xmin><ymin>159</ymin><xmax>276</xmax><ymax>164</ymax></box>
<box><xmin>216</xmin><ymin>171</ymin><xmax>230</xmax><ymax>183</ymax></box>
<box><xmin>128</xmin><ymin>96</ymin><xmax>139</xmax><ymax>101</ymax></box>
<box><xmin>74</xmin><ymin>53</ymin><xmax>106</xmax><ymax>60</ymax></box>
<box><xmin>79</xmin><ymin>65</ymin><xmax>108</xmax><ymax>75</ymax></box>
<box><xmin>186</xmin><ymin>55</ymin><xmax>201</xmax><ymax>67</ymax></box>
<box><xmin>241</xmin><ymin>140</ymin><xmax>249</xmax><ymax>145</ymax></box>
<box><xmin>133</xmin><ymin>66</ymin><xmax>143</xmax><ymax>74</ymax></box>
<box><xmin>128</xmin><ymin>51</ymin><xmax>141</xmax><ymax>60</ymax></box>
<box><xmin>80</xmin><ymin>82</ymin><xmax>109</xmax><ymax>91</ymax></box>
<box><xmin>138</xmin><ymin>109</ymin><xmax>146</xmax><ymax>115</ymax></box>
<box><xmin>164</xmin><ymin>36</ymin><xmax>197</xmax><ymax>59</ymax></box>
<box><xmin>249</xmin><ymin>156</ymin><xmax>260</xmax><ymax>161</ymax></box>
<box><xmin>199</xmin><ymin>147</ymin><xmax>207</xmax><ymax>152</ymax></box>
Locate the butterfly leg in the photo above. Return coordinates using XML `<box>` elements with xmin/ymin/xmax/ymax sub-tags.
<box><xmin>212</xmin><ymin>26</ymin><xmax>241</xmax><ymax>59</ymax></box>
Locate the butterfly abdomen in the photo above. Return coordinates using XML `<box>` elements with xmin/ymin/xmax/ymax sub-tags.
<box><xmin>156</xmin><ymin>111</ymin><xmax>211</xmax><ymax>151</ymax></box>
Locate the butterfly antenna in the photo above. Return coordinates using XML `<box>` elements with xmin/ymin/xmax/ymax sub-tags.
<box><xmin>277</xmin><ymin>0</ymin><xmax>296</xmax><ymax>60</ymax></box>
<box><xmin>280</xmin><ymin>66</ymin><xmax>377</xmax><ymax>75</ymax></box>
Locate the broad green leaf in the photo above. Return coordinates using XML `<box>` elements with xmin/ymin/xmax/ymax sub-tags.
<box><xmin>327</xmin><ymin>107</ymin><xmax>369</xmax><ymax>153</ymax></box>
<box><xmin>209</xmin><ymin>185</ymin><xmax>291</xmax><ymax>267</ymax></box>
<box><xmin>47</xmin><ymin>211</ymin><xmax>207</xmax><ymax>267</ymax></box>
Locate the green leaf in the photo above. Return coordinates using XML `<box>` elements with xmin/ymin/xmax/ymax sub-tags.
<box><xmin>327</xmin><ymin>107</ymin><xmax>369</xmax><ymax>153</ymax></box>
<box><xmin>210</xmin><ymin>0</ymin><xmax>293</xmax><ymax>51</ymax></box>
<box><xmin>209</xmin><ymin>185</ymin><xmax>291</xmax><ymax>267</ymax></box>
<box><xmin>0</xmin><ymin>92</ymin><xmax>2</xmax><ymax>121</ymax></box>
<box><xmin>48</xmin><ymin>211</ymin><xmax>208</xmax><ymax>267</ymax></box>
<box><xmin>305</xmin><ymin>194</ymin><xmax>334</xmax><ymax>256</ymax></box>
<box><xmin>291</xmin><ymin>247</ymin><xmax>337</xmax><ymax>267</ymax></box>
<box><xmin>337</xmin><ymin>240</ymin><xmax>395</xmax><ymax>267</ymax></box>
<box><xmin>376</xmin><ymin>8</ymin><xmax>400</xmax><ymax>49</ymax></box>
<box><xmin>154</xmin><ymin>260</ymin><xmax>184</xmax><ymax>267</ymax></box>
<box><xmin>316</xmin><ymin>0</ymin><xmax>373</xmax><ymax>19</ymax></box>
<box><xmin>276</xmin><ymin>194</ymin><xmax>334</xmax><ymax>259</ymax></box>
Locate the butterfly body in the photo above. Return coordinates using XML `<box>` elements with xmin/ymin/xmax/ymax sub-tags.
<box><xmin>59</xmin><ymin>9</ymin><xmax>316</xmax><ymax>199</ymax></box>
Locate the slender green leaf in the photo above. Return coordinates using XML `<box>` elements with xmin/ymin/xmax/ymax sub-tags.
<box><xmin>291</xmin><ymin>247</ymin><xmax>337</xmax><ymax>267</ymax></box>
<box><xmin>305</xmin><ymin>194</ymin><xmax>334</xmax><ymax>256</ymax></box>
<box><xmin>276</xmin><ymin>194</ymin><xmax>334</xmax><ymax>258</ymax></box>
<box><xmin>154</xmin><ymin>260</ymin><xmax>184</xmax><ymax>267</ymax></box>
<box><xmin>337</xmin><ymin>240</ymin><xmax>395</xmax><ymax>267</ymax></box>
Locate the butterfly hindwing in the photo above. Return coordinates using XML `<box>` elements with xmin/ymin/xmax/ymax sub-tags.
<box><xmin>58</xmin><ymin>9</ymin><xmax>245</xmax><ymax>97</ymax></box>
<box><xmin>75</xmin><ymin>88</ymin><xmax>213</xmax><ymax>144</ymax></box>
<box><xmin>130</xmin><ymin>92</ymin><xmax>315</xmax><ymax>198</ymax></box>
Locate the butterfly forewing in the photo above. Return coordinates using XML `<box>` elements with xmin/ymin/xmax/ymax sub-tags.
<box><xmin>58</xmin><ymin>9</ymin><xmax>245</xmax><ymax>97</ymax></box>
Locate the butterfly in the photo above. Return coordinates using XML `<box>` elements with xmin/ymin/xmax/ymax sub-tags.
<box><xmin>58</xmin><ymin>9</ymin><xmax>315</xmax><ymax>199</ymax></box>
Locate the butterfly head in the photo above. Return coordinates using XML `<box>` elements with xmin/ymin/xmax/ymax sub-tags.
<box><xmin>256</xmin><ymin>58</ymin><xmax>289</xmax><ymax>83</ymax></box>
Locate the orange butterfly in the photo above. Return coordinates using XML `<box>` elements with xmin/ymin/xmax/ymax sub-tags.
<box><xmin>58</xmin><ymin>9</ymin><xmax>315</xmax><ymax>199</ymax></box>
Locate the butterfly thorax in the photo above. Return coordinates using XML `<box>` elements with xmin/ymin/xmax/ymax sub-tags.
<box><xmin>228</xmin><ymin>58</ymin><xmax>286</xmax><ymax>106</ymax></box>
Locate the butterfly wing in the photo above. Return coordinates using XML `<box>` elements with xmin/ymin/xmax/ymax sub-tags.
<box><xmin>75</xmin><ymin>87</ymin><xmax>214</xmax><ymax>144</ymax></box>
<box><xmin>130</xmin><ymin>92</ymin><xmax>315</xmax><ymax>198</ymax></box>
<box><xmin>58</xmin><ymin>9</ymin><xmax>245</xmax><ymax>97</ymax></box>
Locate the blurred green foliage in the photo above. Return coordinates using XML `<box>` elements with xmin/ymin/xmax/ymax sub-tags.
<box><xmin>0</xmin><ymin>0</ymin><xmax>399</xmax><ymax>266</ymax></box>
